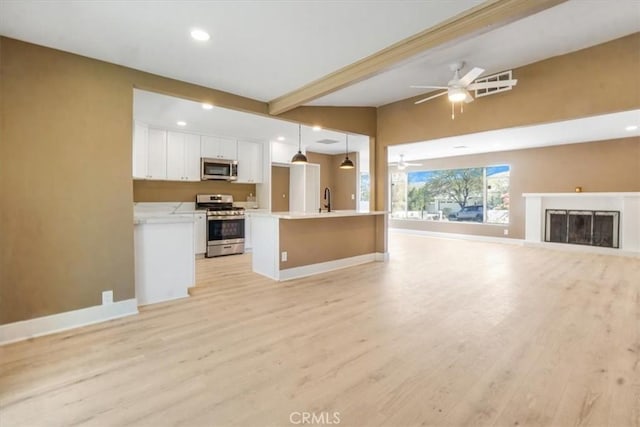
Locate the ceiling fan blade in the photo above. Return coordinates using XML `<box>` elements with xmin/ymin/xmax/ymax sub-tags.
<box><xmin>458</xmin><ymin>67</ymin><xmax>485</xmax><ymax>86</ymax></box>
<box><xmin>410</xmin><ymin>85</ymin><xmax>448</xmax><ymax>89</ymax></box>
<box><xmin>414</xmin><ymin>91</ymin><xmax>447</xmax><ymax>104</ymax></box>
<box><xmin>464</xmin><ymin>90</ymin><xmax>474</xmax><ymax>104</ymax></box>
<box><xmin>467</xmin><ymin>79</ymin><xmax>518</xmax><ymax>90</ymax></box>
<box><xmin>405</xmin><ymin>162</ymin><xmax>422</xmax><ymax>166</ymax></box>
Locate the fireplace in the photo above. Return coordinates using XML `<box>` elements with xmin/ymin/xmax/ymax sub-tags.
<box><xmin>545</xmin><ymin>209</ymin><xmax>619</xmax><ymax>248</ymax></box>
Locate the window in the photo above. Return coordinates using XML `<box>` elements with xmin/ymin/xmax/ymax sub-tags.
<box><xmin>390</xmin><ymin>165</ymin><xmax>510</xmax><ymax>224</ymax></box>
<box><xmin>359</xmin><ymin>172</ymin><xmax>370</xmax><ymax>210</ymax></box>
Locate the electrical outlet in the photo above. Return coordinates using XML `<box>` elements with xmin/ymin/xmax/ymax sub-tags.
<box><xmin>503</xmin><ymin>229</ymin><xmax>509</xmax><ymax>236</ymax></box>
<box><xmin>351</xmin><ymin>194</ymin><xmax>355</xmax><ymax>200</ymax></box>
<box><xmin>281</xmin><ymin>251</ymin><xmax>288</xmax><ymax>262</ymax></box>
<box><xmin>102</xmin><ymin>290</ymin><xmax>113</xmax><ymax>305</ymax></box>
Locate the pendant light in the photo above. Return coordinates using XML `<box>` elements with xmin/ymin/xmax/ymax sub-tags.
<box><xmin>339</xmin><ymin>134</ymin><xmax>355</xmax><ymax>169</ymax></box>
<box><xmin>291</xmin><ymin>124</ymin><xmax>308</xmax><ymax>164</ymax></box>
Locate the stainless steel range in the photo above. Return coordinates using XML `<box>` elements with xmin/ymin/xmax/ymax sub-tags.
<box><xmin>196</xmin><ymin>194</ymin><xmax>245</xmax><ymax>258</ymax></box>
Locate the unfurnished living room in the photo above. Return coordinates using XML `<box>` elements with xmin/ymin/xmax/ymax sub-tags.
<box><xmin>0</xmin><ymin>1</ymin><xmax>639</xmax><ymax>426</ymax></box>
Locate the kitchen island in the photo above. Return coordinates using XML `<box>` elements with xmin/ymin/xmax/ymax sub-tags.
<box><xmin>250</xmin><ymin>210</ymin><xmax>388</xmax><ymax>281</ymax></box>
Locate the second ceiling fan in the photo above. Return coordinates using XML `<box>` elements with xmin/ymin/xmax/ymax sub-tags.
<box><xmin>411</xmin><ymin>61</ymin><xmax>518</xmax><ymax>106</ymax></box>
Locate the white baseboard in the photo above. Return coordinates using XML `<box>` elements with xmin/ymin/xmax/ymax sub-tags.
<box><xmin>390</xmin><ymin>228</ymin><xmax>524</xmax><ymax>246</ymax></box>
<box><xmin>523</xmin><ymin>241</ymin><xmax>640</xmax><ymax>258</ymax></box>
<box><xmin>0</xmin><ymin>299</ymin><xmax>138</xmax><ymax>346</ymax></box>
<box><xmin>279</xmin><ymin>252</ymin><xmax>384</xmax><ymax>281</ymax></box>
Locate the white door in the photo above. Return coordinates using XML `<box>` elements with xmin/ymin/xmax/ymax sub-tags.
<box><xmin>184</xmin><ymin>133</ymin><xmax>201</xmax><ymax>181</ymax></box>
<box><xmin>237</xmin><ymin>140</ymin><xmax>263</xmax><ymax>183</ymax></box>
<box><xmin>132</xmin><ymin>122</ymin><xmax>148</xmax><ymax>179</ymax></box>
<box><xmin>201</xmin><ymin>136</ymin><xmax>237</xmax><ymax>159</ymax></box>
<box><xmin>167</xmin><ymin>131</ymin><xmax>186</xmax><ymax>181</ymax></box>
<box><xmin>194</xmin><ymin>213</ymin><xmax>207</xmax><ymax>255</ymax></box>
<box><xmin>147</xmin><ymin>128</ymin><xmax>167</xmax><ymax>180</ymax></box>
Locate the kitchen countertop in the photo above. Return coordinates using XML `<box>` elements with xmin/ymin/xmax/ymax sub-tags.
<box><xmin>250</xmin><ymin>210</ymin><xmax>387</xmax><ymax>220</ymax></box>
<box><xmin>133</xmin><ymin>213</ymin><xmax>195</xmax><ymax>225</ymax></box>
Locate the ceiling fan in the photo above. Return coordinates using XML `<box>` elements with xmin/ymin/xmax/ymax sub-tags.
<box><xmin>390</xmin><ymin>154</ymin><xmax>422</xmax><ymax>170</ymax></box>
<box><xmin>411</xmin><ymin>61</ymin><xmax>517</xmax><ymax>107</ymax></box>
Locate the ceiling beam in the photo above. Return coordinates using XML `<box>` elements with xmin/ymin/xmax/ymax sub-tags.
<box><xmin>268</xmin><ymin>0</ymin><xmax>567</xmax><ymax>115</ymax></box>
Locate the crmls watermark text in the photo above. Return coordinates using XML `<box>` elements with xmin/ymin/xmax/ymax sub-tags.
<box><xmin>289</xmin><ymin>411</ymin><xmax>341</xmax><ymax>425</ymax></box>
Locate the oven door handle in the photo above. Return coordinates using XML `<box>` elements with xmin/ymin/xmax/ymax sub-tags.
<box><xmin>207</xmin><ymin>216</ymin><xmax>245</xmax><ymax>220</ymax></box>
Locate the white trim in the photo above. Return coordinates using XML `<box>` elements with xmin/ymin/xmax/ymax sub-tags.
<box><xmin>136</xmin><ymin>293</ymin><xmax>189</xmax><ymax>307</ymax></box>
<box><xmin>523</xmin><ymin>241</ymin><xmax>639</xmax><ymax>258</ymax></box>
<box><xmin>0</xmin><ymin>299</ymin><xmax>138</xmax><ymax>346</ymax></box>
<box><xmin>375</xmin><ymin>252</ymin><xmax>389</xmax><ymax>261</ymax></box>
<box><xmin>279</xmin><ymin>253</ymin><xmax>381</xmax><ymax>281</ymax></box>
<box><xmin>523</xmin><ymin>192</ymin><xmax>640</xmax><ymax>198</ymax></box>
<box><xmin>389</xmin><ymin>228</ymin><xmax>524</xmax><ymax>246</ymax></box>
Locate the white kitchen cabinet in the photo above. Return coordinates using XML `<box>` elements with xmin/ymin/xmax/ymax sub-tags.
<box><xmin>271</xmin><ymin>141</ymin><xmax>300</xmax><ymax>164</ymax></box>
<box><xmin>236</xmin><ymin>140</ymin><xmax>263</xmax><ymax>183</ymax></box>
<box><xmin>194</xmin><ymin>212</ymin><xmax>207</xmax><ymax>255</ymax></box>
<box><xmin>289</xmin><ymin>163</ymin><xmax>320</xmax><ymax>213</ymax></box>
<box><xmin>132</xmin><ymin>123</ymin><xmax>167</xmax><ymax>180</ymax></box>
<box><xmin>167</xmin><ymin>131</ymin><xmax>201</xmax><ymax>181</ymax></box>
<box><xmin>201</xmin><ymin>136</ymin><xmax>237</xmax><ymax>160</ymax></box>
<box><xmin>147</xmin><ymin>128</ymin><xmax>168</xmax><ymax>180</ymax></box>
<box><xmin>133</xmin><ymin>122</ymin><xmax>148</xmax><ymax>179</ymax></box>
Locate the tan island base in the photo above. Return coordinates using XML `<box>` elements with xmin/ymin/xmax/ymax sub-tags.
<box><xmin>251</xmin><ymin>211</ymin><xmax>388</xmax><ymax>281</ymax></box>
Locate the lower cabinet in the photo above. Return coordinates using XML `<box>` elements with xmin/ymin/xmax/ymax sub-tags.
<box><xmin>194</xmin><ymin>212</ymin><xmax>207</xmax><ymax>255</ymax></box>
<box><xmin>245</xmin><ymin>213</ymin><xmax>253</xmax><ymax>251</ymax></box>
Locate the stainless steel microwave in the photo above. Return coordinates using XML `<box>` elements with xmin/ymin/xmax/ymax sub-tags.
<box><xmin>201</xmin><ymin>158</ymin><xmax>238</xmax><ymax>181</ymax></box>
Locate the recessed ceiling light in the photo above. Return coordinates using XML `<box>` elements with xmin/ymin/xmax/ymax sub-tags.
<box><xmin>625</xmin><ymin>125</ymin><xmax>638</xmax><ymax>131</ymax></box>
<box><xmin>312</xmin><ymin>126</ymin><xmax>322</xmax><ymax>131</ymax></box>
<box><xmin>177</xmin><ymin>121</ymin><xmax>187</xmax><ymax>126</ymax></box>
<box><xmin>202</xmin><ymin>103</ymin><xmax>213</xmax><ymax>110</ymax></box>
<box><xmin>190</xmin><ymin>29</ymin><xmax>210</xmax><ymax>41</ymax></box>
<box><xmin>277</xmin><ymin>136</ymin><xmax>285</xmax><ymax>141</ymax></box>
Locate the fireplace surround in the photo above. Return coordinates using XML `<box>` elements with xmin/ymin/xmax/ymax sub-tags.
<box><xmin>523</xmin><ymin>192</ymin><xmax>639</xmax><ymax>256</ymax></box>
<box><xmin>545</xmin><ymin>209</ymin><xmax>619</xmax><ymax>248</ymax></box>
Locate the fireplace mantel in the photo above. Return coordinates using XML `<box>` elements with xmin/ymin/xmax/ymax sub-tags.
<box><xmin>522</xmin><ymin>192</ymin><xmax>640</xmax><ymax>256</ymax></box>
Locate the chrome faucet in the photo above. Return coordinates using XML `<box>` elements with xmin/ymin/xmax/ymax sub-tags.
<box><xmin>324</xmin><ymin>187</ymin><xmax>331</xmax><ymax>212</ymax></box>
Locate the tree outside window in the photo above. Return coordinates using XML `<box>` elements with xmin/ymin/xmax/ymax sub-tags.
<box><xmin>389</xmin><ymin>165</ymin><xmax>510</xmax><ymax>224</ymax></box>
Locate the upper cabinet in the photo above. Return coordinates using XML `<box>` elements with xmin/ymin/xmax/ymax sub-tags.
<box><xmin>201</xmin><ymin>136</ymin><xmax>237</xmax><ymax>160</ymax></box>
<box><xmin>236</xmin><ymin>140</ymin><xmax>263</xmax><ymax>184</ymax></box>
<box><xmin>133</xmin><ymin>122</ymin><xmax>264</xmax><ymax>183</ymax></box>
<box><xmin>133</xmin><ymin>123</ymin><xmax>167</xmax><ymax>180</ymax></box>
<box><xmin>167</xmin><ymin>131</ymin><xmax>201</xmax><ymax>181</ymax></box>
<box><xmin>271</xmin><ymin>141</ymin><xmax>301</xmax><ymax>164</ymax></box>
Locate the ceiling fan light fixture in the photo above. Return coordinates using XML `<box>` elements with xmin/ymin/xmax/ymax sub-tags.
<box><xmin>448</xmin><ymin>87</ymin><xmax>466</xmax><ymax>102</ymax></box>
<box><xmin>291</xmin><ymin>124</ymin><xmax>308</xmax><ymax>164</ymax></box>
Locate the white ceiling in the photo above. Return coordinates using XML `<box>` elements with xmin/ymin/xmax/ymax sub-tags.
<box><xmin>0</xmin><ymin>0</ymin><xmax>480</xmax><ymax>102</ymax></box>
<box><xmin>388</xmin><ymin>109</ymin><xmax>640</xmax><ymax>164</ymax></box>
<box><xmin>133</xmin><ymin>89</ymin><xmax>370</xmax><ymax>158</ymax></box>
<box><xmin>311</xmin><ymin>0</ymin><xmax>640</xmax><ymax>106</ymax></box>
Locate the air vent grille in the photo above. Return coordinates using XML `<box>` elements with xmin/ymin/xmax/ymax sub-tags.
<box><xmin>315</xmin><ymin>139</ymin><xmax>340</xmax><ymax>145</ymax></box>
<box><xmin>474</xmin><ymin>70</ymin><xmax>514</xmax><ymax>98</ymax></box>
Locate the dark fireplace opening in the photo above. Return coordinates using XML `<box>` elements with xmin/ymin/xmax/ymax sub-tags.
<box><xmin>568</xmin><ymin>211</ymin><xmax>592</xmax><ymax>245</ymax></box>
<box><xmin>545</xmin><ymin>209</ymin><xmax>619</xmax><ymax>248</ymax></box>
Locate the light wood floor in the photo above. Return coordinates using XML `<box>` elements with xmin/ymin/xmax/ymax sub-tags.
<box><xmin>1</xmin><ymin>232</ymin><xmax>639</xmax><ymax>427</ymax></box>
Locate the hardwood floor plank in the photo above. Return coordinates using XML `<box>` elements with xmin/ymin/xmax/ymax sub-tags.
<box><xmin>1</xmin><ymin>232</ymin><xmax>638</xmax><ymax>426</ymax></box>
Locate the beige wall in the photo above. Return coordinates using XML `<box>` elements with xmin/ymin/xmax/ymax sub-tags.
<box><xmin>375</xmin><ymin>33</ymin><xmax>640</xmax><ymax>216</ymax></box>
<box><xmin>133</xmin><ymin>180</ymin><xmax>256</xmax><ymax>203</ymax></box>
<box><xmin>279</xmin><ymin>216</ymin><xmax>376</xmax><ymax>269</ymax></box>
<box><xmin>390</xmin><ymin>137</ymin><xmax>640</xmax><ymax>239</ymax></box>
<box><xmin>306</xmin><ymin>151</ymin><xmax>358</xmax><ymax>210</ymax></box>
<box><xmin>271</xmin><ymin>166</ymin><xmax>290</xmax><ymax>212</ymax></box>
<box><xmin>0</xmin><ymin>37</ymin><xmax>375</xmax><ymax>324</ymax></box>
<box><xmin>331</xmin><ymin>152</ymin><xmax>358</xmax><ymax>210</ymax></box>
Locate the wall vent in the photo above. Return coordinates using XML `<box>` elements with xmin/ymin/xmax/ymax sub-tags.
<box><xmin>315</xmin><ymin>139</ymin><xmax>340</xmax><ymax>145</ymax></box>
<box><xmin>474</xmin><ymin>70</ymin><xmax>515</xmax><ymax>98</ymax></box>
